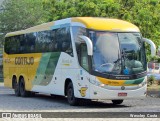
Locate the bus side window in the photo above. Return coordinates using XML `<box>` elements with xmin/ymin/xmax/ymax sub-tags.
<box><xmin>56</xmin><ymin>27</ymin><xmax>73</xmax><ymax>56</ymax></box>
<box><xmin>80</xmin><ymin>44</ymin><xmax>89</xmax><ymax>71</ymax></box>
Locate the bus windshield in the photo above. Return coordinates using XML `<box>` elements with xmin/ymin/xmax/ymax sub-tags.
<box><xmin>89</xmin><ymin>31</ymin><xmax>146</xmax><ymax>75</ymax></box>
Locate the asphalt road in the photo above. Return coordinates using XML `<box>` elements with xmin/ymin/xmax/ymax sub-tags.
<box><xmin>0</xmin><ymin>83</ymin><xmax>160</xmax><ymax>120</ymax></box>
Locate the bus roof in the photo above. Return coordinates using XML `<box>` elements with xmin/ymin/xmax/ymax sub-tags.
<box><xmin>72</xmin><ymin>17</ymin><xmax>139</xmax><ymax>32</ymax></box>
<box><xmin>5</xmin><ymin>17</ymin><xmax>140</xmax><ymax>37</ymax></box>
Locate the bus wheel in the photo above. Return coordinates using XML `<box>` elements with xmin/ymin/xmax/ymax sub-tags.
<box><xmin>13</xmin><ymin>79</ymin><xmax>20</xmax><ymax>96</ymax></box>
<box><xmin>112</xmin><ymin>100</ymin><xmax>123</xmax><ymax>105</ymax></box>
<box><xmin>67</xmin><ymin>82</ymin><xmax>79</xmax><ymax>106</ymax></box>
<box><xmin>19</xmin><ymin>78</ymin><xmax>30</xmax><ymax>97</ymax></box>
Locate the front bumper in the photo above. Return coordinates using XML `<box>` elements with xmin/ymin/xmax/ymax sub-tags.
<box><xmin>89</xmin><ymin>84</ymin><xmax>147</xmax><ymax>100</ymax></box>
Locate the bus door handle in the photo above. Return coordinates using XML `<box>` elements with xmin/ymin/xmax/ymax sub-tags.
<box><xmin>81</xmin><ymin>77</ymin><xmax>83</xmax><ymax>80</ymax></box>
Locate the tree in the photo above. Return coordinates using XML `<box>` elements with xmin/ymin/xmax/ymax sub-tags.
<box><xmin>115</xmin><ymin>0</ymin><xmax>160</xmax><ymax>55</ymax></box>
<box><xmin>43</xmin><ymin>0</ymin><xmax>160</xmax><ymax>59</ymax></box>
<box><xmin>0</xmin><ymin>0</ymin><xmax>47</xmax><ymax>34</ymax></box>
<box><xmin>1</xmin><ymin>0</ymin><xmax>160</xmax><ymax>60</ymax></box>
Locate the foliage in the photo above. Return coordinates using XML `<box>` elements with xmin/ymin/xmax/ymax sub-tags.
<box><xmin>0</xmin><ymin>0</ymin><xmax>47</xmax><ymax>35</ymax></box>
<box><xmin>0</xmin><ymin>0</ymin><xmax>160</xmax><ymax>61</ymax></box>
<box><xmin>43</xmin><ymin>0</ymin><xmax>160</xmax><ymax>59</ymax></box>
<box><xmin>147</xmin><ymin>75</ymin><xmax>155</xmax><ymax>86</ymax></box>
<box><xmin>147</xmin><ymin>55</ymin><xmax>160</xmax><ymax>63</ymax></box>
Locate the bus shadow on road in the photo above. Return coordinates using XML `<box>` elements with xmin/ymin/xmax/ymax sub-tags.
<box><xmin>34</xmin><ymin>93</ymin><xmax>131</xmax><ymax>109</ymax></box>
<box><xmin>81</xmin><ymin>101</ymin><xmax>131</xmax><ymax>108</ymax></box>
<box><xmin>35</xmin><ymin>93</ymin><xmax>68</xmax><ymax>104</ymax></box>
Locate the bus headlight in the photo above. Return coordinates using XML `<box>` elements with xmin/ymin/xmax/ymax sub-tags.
<box><xmin>89</xmin><ymin>79</ymin><xmax>109</xmax><ymax>88</ymax></box>
<box><xmin>89</xmin><ymin>79</ymin><xmax>101</xmax><ymax>86</ymax></box>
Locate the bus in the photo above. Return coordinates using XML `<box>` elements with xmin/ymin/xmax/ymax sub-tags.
<box><xmin>3</xmin><ymin>17</ymin><xmax>156</xmax><ymax>105</ymax></box>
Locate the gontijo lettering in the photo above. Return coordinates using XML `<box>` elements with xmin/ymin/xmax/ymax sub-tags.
<box><xmin>15</xmin><ymin>57</ymin><xmax>34</xmax><ymax>65</ymax></box>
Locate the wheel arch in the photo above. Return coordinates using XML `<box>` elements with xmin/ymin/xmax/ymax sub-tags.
<box><xmin>19</xmin><ymin>75</ymin><xmax>24</xmax><ymax>82</ymax></box>
<box><xmin>18</xmin><ymin>75</ymin><xmax>25</xmax><ymax>88</ymax></box>
<box><xmin>12</xmin><ymin>75</ymin><xmax>17</xmax><ymax>89</ymax></box>
<box><xmin>64</xmin><ymin>78</ymin><xmax>73</xmax><ymax>96</ymax></box>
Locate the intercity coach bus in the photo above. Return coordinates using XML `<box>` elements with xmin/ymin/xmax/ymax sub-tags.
<box><xmin>3</xmin><ymin>17</ymin><xmax>156</xmax><ymax>105</ymax></box>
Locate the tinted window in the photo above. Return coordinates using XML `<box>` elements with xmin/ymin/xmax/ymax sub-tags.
<box><xmin>80</xmin><ymin>44</ymin><xmax>89</xmax><ymax>71</ymax></box>
<box><xmin>5</xmin><ymin>36</ymin><xmax>21</xmax><ymax>54</ymax></box>
<box><xmin>4</xmin><ymin>27</ymin><xmax>73</xmax><ymax>56</ymax></box>
<box><xmin>59</xmin><ymin>27</ymin><xmax>73</xmax><ymax>56</ymax></box>
<box><xmin>25</xmin><ymin>33</ymin><xmax>36</xmax><ymax>53</ymax></box>
<box><xmin>72</xmin><ymin>26</ymin><xmax>87</xmax><ymax>59</ymax></box>
<box><xmin>36</xmin><ymin>31</ymin><xmax>52</xmax><ymax>53</ymax></box>
<box><xmin>72</xmin><ymin>27</ymin><xmax>88</xmax><ymax>70</ymax></box>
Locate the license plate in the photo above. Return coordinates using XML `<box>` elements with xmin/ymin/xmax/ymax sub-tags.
<box><xmin>118</xmin><ymin>93</ymin><xmax>127</xmax><ymax>96</ymax></box>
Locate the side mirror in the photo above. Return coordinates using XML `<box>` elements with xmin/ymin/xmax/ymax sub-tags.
<box><xmin>79</xmin><ymin>36</ymin><xmax>93</xmax><ymax>55</ymax></box>
<box><xmin>142</xmin><ymin>38</ymin><xmax>156</xmax><ymax>57</ymax></box>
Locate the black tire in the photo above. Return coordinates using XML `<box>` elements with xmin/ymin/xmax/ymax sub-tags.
<box><xmin>19</xmin><ymin>78</ymin><xmax>31</xmax><ymax>97</ymax></box>
<box><xmin>112</xmin><ymin>100</ymin><xmax>123</xmax><ymax>105</ymax></box>
<box><xmin>13</xmin><ymin>78</ymin><xmax>20</xmax><ymax>96</ymax></box>
<box><xmin>67</xmin><ymin>82</ymin><xmax>79</xmax><ymax>106</ymax></box>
